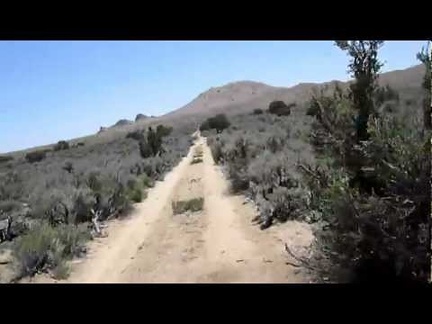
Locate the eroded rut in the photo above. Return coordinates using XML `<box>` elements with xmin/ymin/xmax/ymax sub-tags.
<box><xmin>33</xmin><ymin>136</ymin><xmax>314</xmax><ymax>283</ymax></box>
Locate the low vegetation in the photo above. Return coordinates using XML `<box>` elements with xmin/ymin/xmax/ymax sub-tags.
<box><xmin>207</xmin><ymin>109</ymin><xmax>314</xmax><ymax>229</ymax></box>
<box><xmin>191</xmin><ymin>146</ymin><xmax>204</xmax><ymax>164</ymax></box>
<box><xmin>297</xmin><ymin>41</ymin><xmax>430</xmax><ymax>283</ymax></box>
<box><xmin>172</xmin><ymin>197</ymin><xmax>205</xmax><ymax>215</ymax></box>
<box><xmin>0</xmin><ymin>156</ymin><xmax>13</xmax><ymax>163</ymax></box>
<box><xmin>0</xmin><ymin>121</ymin><xmax>194</xmax><ymax>280</ymax></box>
<box><xmin>190</xmin><ymin>158</ymin><xmax>203</xmax><ymax>165</ymax></box>
<box><xmin>13</xmin><ymin>222</ymin><xmax>90</xmax><ymax>279</ymax></box>
<box><xmin>268</xmin><ymin>100</ymin><xmax>294</xmax><ymax>116</ymax></box>
<box><xmin>207</xmin><ymin>41</ymin><xmax>430</xmax><ymax>283</ymax></box>
<box><xmin>25</xmin><ymin>150</ymin><xmax>48</xmax><ymax>163</ymax></box>
<box><xmin>253</xmin><ymin>108</ymin><xmax>263</xmax><ymax>115</ymax></box>
<box><xmin>54</xmin><ymin>140</ymin><xmax>70</xmax><ymax>151</ymax></box>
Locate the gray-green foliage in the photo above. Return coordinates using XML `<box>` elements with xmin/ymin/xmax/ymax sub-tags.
<box><xmin>172</xmin><ymin>198</ymin><xmax>204</xmax><ymax>215</ymax></box>
<box><xmin>0</xmin><ymin>122</ymin><xmax>193</xmax><ymax>280</ymax></box>
<box><xmin>301</xmin><ymin>41</ymin><xmax>430</xmax><ymax>283</ymax></box>
<box><xmin>416</xmin><ymin>42</ymin><xmax>431</xmax><ymax>129</ymax></box>
<box><xmin>336</xmin><ymin>41</ymin><xmax>384</xmax><ymax>142</ymax></box>
<box><xmin>207</xmin><ymin>111</ymin><xmax>314</xmax><ymax>229</ymax></box>
<box><xmin>13</xmin><ymin>221</ymin><xmax>90</xmax><ymax>278</ymax></box>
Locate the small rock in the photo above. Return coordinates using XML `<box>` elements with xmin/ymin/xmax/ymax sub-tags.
<box><xmin>236</xmin><ymin>259</ymin><xmax>244</xmax><ymax>263</ymax></box>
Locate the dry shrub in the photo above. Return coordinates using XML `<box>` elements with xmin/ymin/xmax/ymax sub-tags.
<box><xmin>172</xmin><ymin>198</ymin><xmax>204</xmax><ymax>215</ymax></box>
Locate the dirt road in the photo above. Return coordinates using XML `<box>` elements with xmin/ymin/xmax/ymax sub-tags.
<box><xmin>42</xmin><ymin>136</ymin><xmax>314</xmax><ymax>283</ymax></box>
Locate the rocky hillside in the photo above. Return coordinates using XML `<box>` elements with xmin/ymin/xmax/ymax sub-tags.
<box><xmin>164</xmin><ymin>64</ymin><xmax>425</xmax><ymax>118</ymax></box>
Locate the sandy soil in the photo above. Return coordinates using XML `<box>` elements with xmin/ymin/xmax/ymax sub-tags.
<box><xmin>30</xmin><ymin>135</ymin><xmax>314</xmax><ymax>283</ymax></box>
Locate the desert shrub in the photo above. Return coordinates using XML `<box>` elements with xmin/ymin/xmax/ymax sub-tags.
<box><xmin>77</xmin><ymin>142</ymin><xmax>85</xmax><ymax>147</ymax></box>
<box><xmin>417</xmin><ymin>43</ymin><xmax>431</xmax><ymax>129</ymax></box>
<box><xmin>190</xmin><ymin>158</ymin><xmax>203</xmax><ymax>164</ymax></box>
<box><xmin>220</xmin><ymin>136</ymin><xmax>253</xmax><ymax>193</ymax></box>
<box><xmin>108</xmin><ymin>183</ymin><xmax>133</xmax><ymax>217</ymax></box>
<box><xmin>194</xmin><ymin>146</ymin><xmax>203</xmax><ymax>157</ymax></box>
<box><xmin>206</xmin><ymin>111</ymin><xmax>314</xmax><ymax>229</ymax></box>
<box><xmin>268</xmin><ymin>101</ymin><xmax>294</xmax><ymax>116</ymax></box>
<box><xmin>128</xmin><ymin>188</ymin><xmax>143</xmax><ymax>203</ymax></box>
<box><xmin>227</xmin><ymin>164</ymin><xmax>249</xmax><ymax>193</ymax></box>
<box><xmin>87</xmin><ymin>172</ymin><xmax>102</xmax><ymax>192</ymax></box>
<box><xmin>13</xmin><ymin>221</ymin><xmax>90</xmax><ymax>278</ymax></box>
<box><xmin>141</xmin><ymin>174</ymin><xmax>154</xmax><ymax>188</ymax></box>
<box><xmin>72</xmin><ymin>190</ymin><xmax>94</xmax><ymax>224</ymax></box>
<box><xmin>25</xmin><ymin>150</ymin><xmax>47</xmax><ymax>163</ymax></box>
<box><xmin>172</xmin><ymin>197</ymin><xmax>204</xmax><ymax>215</ymax></box>
<box><xmin>126</xmin><ymin>130</ymin><xmax>145</xmax><ymax>141</ymax></box>
<box><xmin>62</xmin><ymin>161</ymin><xmax>74</xmax><ymax>174</ymax></box>
<box><xmin>200</xmin><ymin>114</ymin><xmax>230</xmax><ymax>133</ymax></box>
<box><xmin>138</xmin><ymin>125</ymin><xmax>171</xmax><ymax>158</ymax></box>
<box><xmin>147</xmin><ymin>127</ymin><xmax>163</xmax><ymax>155</ymax></box>
<box><xmin>404</xmin><ymin>98</ymin><xmax>415</xmax><ymax>106</ymax></box>
<box><xmin>380</xmin><ymin>101</ymin><xmax>397</xmax><ymax>114</ymax></box>
<box><xmin>375</xmin><ymin>84</ymin><xmax>400</xmax><ymax>106</ymax></box>
<box><xmin>139</xmin><ymin>140</ymin><xmax>153</xmax><ymax>158</ymax></box>
<box><xmin>0</xmin><ymin>172</ymin><xmax>27</xmax><ymax>201</ymax></box>
<box><xmin>125</xmin><ymin>177</ymin><xmax>144</xmax><ymax>203</ymax></box>
<box><xmin>199</xmin><ymin>120</ymin><xmax>211</xmax><ymax>131</ymax></box>
<box><xmin>156</xmin><ymin>124</ymin><xmax>173</xmax><ymax>137</ymax></box>
<box><xmin>54</xmin><ymin>140</ymin><xmax>70</xmax><ymax>151</ymax></box>
<box><xmin>253</xmin><ymin>108</ymin><xmax>263</xmax><ymax>115</ymax></box>
<box><xmin>52</xmin><ymin>262</ymin><xmax>70</xmax><ymax>279</ymax></box>
<box><xmin>300</xmin><ymin>41</ymin><xmax>430</xmax><ymax>283</ymax></box>
<box><xmin>0</xmin><ymin>155</ymin><xmax>13</xmax><ymax>163</ymax></box>
<box><xmin>208</xmin><ymin>137</ymin><xmax>224</xmax><ymax>164</ymax></box>
<box><xmin>247</xmin><ymin>151</ymin><xmax>308</xmax><ymax>228</ymax></box>
<box><xmin>0</xmin><ymin>200</ymin><xmax>22</xmax><ymax>214</ymax></box>
<box><xmin>0</xmin><ymin>98</ymin><xmax>194</xmax><ymax>281</ymax></box>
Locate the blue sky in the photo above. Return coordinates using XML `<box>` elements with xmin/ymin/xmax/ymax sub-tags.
<box><xmin>0</xmin><ymin>40</ymin><xmax>427</xmax><ymax>153</ymax></box>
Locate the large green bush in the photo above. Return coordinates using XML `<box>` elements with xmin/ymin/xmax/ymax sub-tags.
<box><xmin>268</xmin><ymin>101</ymin><xmax>294</xmax><ymax>116</ymax></box>
<box><xmin>200</xmin><ymin>114</ymin><xmax>230</xmax><ymax>133</ymax></box>
<box><xmin>54</xmin><ymin>140</ymin><xmax>70</xmax><ymax>151</ymax></box>
<box><xmin>25</xmin><ymin>150</ymin><xmax>47</xmax><ymax>163</ymax></box>
<box><xmin>300</xmin><ymin>41</ymin><xmax>430</xmax><ymax>283</ymax></box>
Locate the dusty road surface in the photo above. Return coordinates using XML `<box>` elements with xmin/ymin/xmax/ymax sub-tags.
<box><xmin>34</xmin><ymin>135</ymin><xmax>314</xmax><ymax>283</ymax></box>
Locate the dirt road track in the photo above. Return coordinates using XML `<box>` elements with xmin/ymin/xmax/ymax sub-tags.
<box><xmin>36</xmin><ymin>136</ymin><xmax>314</xmax><ymax>283</ymax></box>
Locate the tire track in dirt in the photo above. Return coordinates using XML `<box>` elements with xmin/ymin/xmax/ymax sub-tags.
<box><xmin>195</xmin><ymin>138</ymin><xmax>312</xmax><ymax>283</ymax></box>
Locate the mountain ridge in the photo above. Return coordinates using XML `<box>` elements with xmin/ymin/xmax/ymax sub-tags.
<box><xmin>2</xmin><ymin>64</ymin><xmax>424</xmax><ymax>154</ymax></box>
<box><xmin>163</xmin><ymin>64</ymin><xmax>425</xmax><ymax>118</ymax></box>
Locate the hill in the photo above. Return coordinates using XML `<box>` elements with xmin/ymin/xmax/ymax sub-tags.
<box><xmin>2</xmin><ymin>64</ymin><xmax>424</xmax><ymax>156</ymax></box>
<box><xmin>164</xmin><ymin>64</ymin><xmax>425</xmax><ymax>118</ymax></box>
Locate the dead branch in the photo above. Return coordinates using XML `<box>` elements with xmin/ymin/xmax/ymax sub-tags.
<box><xmin>90</xmin><ymin>208</ymin><xmax>102</xmax><ymax>236</ymax></box>
<box><xmin>285</xmin><ymin>261</ymin><xmax>302</xmax><ymax>267</ymax></box>
<box><xmin>297</xmin><ymin>163</ymin><xmax>321</xmax><ymax>181</ymax></box>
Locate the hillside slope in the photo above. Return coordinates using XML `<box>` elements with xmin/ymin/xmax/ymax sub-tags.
<box><xmin>164</xmin><ymin>64</ymin><xmax>425</xmax><ymax>119</ymax></box>
<box><xmin>3</xmin><ymin>64</ymin><xmax>424</xmax><ymax>155</ymax></box>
